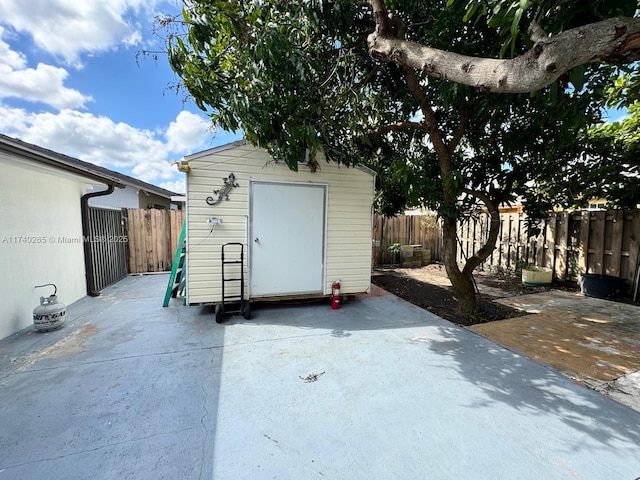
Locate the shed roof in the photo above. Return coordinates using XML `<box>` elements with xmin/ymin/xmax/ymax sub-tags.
<box><xmin>184</xmin><ymin>139</ymin><xmax>248</xmax><ymax>161</ymax></box>
<box><xmin>184</xmin><ymin>139</ymin><xmax>375</xmax><ymax>176</ymax></box>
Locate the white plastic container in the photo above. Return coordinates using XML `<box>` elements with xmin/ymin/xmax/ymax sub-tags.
<box><xmin>521</xmin><ymin>266</ymin><xmax>552</xmax><ymax>286</ymax></box>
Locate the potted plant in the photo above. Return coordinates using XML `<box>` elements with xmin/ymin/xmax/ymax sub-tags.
<box><xmin>521</xmin><ymin>265</ymin><xmax>553</xmax><ymax>286</ymax></box>
<box><xmin>388</xmin><ymin>243</ymin><xmax>401</xmax><ymax>265</ymax></box>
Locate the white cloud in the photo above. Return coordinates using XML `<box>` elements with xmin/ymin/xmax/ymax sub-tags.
<box><xmin>0</xmin><ymin>103</ymin><xmax>31</xmax><ymax>133</ymax></box>
<box><xmin>131</xmin><ymin>160</ymin><xmax>175</xmax><ymax>182</ymax></box>
<box><xmin>0</xmin><ymin>28</ymin><xmax>92</xmax><ymax>109</ymax></box>
<box><xmin>21</xmin><ymin>110</ymin><xmax>170</xmax><ymax>171</ymax></box>
<box><xmin>0</xmin><ymin>104</ymin><xmax>206</xmax><ymax>187</ymax></box>
<box><xmin>0</xmin><ymin>26</ymin><xmax>25</xmax><ymax>69</ymax></box>
<box><xmin>0</xmin><ymin>0</ymin><xmax>157</xmax><ymax>66</ymax></box>
<box><xmin>159</xmin><ymin>178</ymin><xmax>185</xmax><ymax>194</ymax></box>
<box><xmin>0</xmin><ymin>62</ymin><xmax>91</xmax><ymax>110</ymax></box>
<box><xmin>166</xmin><ymin>110</ymin><xmax>210</xmax><ymax>153</ymax></box>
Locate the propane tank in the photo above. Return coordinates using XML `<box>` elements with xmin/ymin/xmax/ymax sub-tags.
<box><xmin>331</xmin><ymin>280</ymin><xmax>341</xmax><ymax>310</ymax></box>
<box><xmin>33</xmin><ymin>284</ymin><xmax>66</xmax><ymax>332</ymax></box>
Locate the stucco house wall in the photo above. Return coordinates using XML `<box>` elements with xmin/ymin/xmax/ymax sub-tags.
<box><xmin>0</xmin><ymin>154</ymin><xmax>100</xmax><ymax>339</ymax></box>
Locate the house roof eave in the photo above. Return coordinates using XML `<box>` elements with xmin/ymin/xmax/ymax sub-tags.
<box><xmin>0</xmin><ymin>134</ymin><xmax>127</xmax><ymax>188</ymax></box>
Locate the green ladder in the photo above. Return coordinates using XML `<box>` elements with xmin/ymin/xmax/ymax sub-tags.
<box><xmin>163</xmin><ymin>220</ymin><xmax>186</xmax><ymax>307</ymax></box>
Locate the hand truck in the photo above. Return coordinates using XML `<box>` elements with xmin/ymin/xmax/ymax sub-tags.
<box><xmin>215</xmin><ymin>242</ymin><xmax>250</xmax><ymax>323</ymax></box>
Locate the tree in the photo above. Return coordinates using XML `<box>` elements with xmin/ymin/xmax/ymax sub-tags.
<box><xmin>368</xmin><ymin>0</ymin><xmax>640</xmax><ymax>92</ymax></box>
<box><xmin>455</xmin><ymin>0</ymin><xmax>640</xmax><ymax>213</ymax></box>
<box><xmin>165</xmin><ymin>1</ymin><xmax>639</xmax><ymax>320</ymax></box>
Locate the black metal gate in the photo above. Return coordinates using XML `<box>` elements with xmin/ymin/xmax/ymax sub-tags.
<box><xmin>87</xmin><ymin>207</ymin><xmax>128</xmax><ymax>291</ymax></box>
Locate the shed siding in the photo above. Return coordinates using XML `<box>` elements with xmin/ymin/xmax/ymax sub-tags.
<box><xmin>186</xmin><ymin>143</ymin><xmax>373</xmax><ymax>304</ymax></box>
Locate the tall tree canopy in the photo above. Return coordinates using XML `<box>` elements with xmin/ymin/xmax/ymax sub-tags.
<box><xmin>166</xmin><ymin>0</ymin><xmax>640</xmax><ymax>319</ymax></box>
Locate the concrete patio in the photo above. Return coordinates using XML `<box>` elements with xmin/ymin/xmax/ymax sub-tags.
<box><xmin>1</xmin><ymin>274</ymin><xmax>639</xmax><ymax>479</ymax></box>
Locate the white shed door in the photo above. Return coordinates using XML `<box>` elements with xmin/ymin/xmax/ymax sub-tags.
<box><xmin>250</xmin><ymin>182</ymin><xmax>326</xmax><ymax>296</ymax></box>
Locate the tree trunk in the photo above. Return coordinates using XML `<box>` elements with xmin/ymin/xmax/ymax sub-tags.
<box><xmin>441</xmin><ymin>216</ymin><xmax>477</xmax><ymax>321</ymax></box>
<box><xmin>440</xmin><ymin>198</ymin><xmax>502</xmax><ymax>322</ymax></box>
<box><xmin>369</xmin><ymin>1</ymin><xmax>508</xmax><ymax>320</ymax></box>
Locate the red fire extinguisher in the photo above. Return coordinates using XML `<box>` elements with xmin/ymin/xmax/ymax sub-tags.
<box><xmin>331</xmin><ymin>280</ymin><xmax>341</xmax><ymax>310</ymax></box>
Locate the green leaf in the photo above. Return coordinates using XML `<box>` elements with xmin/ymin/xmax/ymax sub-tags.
<box><xmin>463</xmin><ymin>2</ymin><xmax>478</xmax><ymax>22</ymax></box>
<box><xmin>511</xmin><ymin>7</ymin><xmax>523</xmax><ymax>37</ymax></box>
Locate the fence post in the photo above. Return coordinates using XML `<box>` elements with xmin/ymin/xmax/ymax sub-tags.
<box><xmin>578</xmin><ymin>211</ymin><xmax>590</xmax><ymax>275</ymax></box>
<box><xmin>608</xmin><ymin>210</ymin><xmax>624</xmax><ymax>276</ymax></box>
<box><xmin>554</xmin><ymin>212</ymin><xmax>569</xmax><ymax>281</ymax></box>
<box><xmin>630</xmin><ymin>211</ymin><xmax>640</xmax><ymax>298</ymax></box>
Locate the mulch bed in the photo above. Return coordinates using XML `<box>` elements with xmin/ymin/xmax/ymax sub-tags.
<box><xmin>371</xmin><ymin>267</ymin><xmax>531</xmax><ymax>326</ymax></box>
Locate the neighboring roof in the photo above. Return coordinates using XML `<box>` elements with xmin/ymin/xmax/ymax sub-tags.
<box><xmin>184</xmin><ymin>139</ymin><xmax>375</xmax><ymax>176</ymax></box>
<box><xmin>0</xmin><ymin>134</ymin><xmax>179</xmax><ymax>198</ymax></box>
<box><xmin>107</xmin><ymin>170</ymin><xmax>178</xmax><ymax>199</ymax></box>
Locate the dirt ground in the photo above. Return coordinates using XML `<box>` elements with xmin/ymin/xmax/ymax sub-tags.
<box><xmin>371</xmin><ymin>264</ymin><xmax>566</xmax><ymax>325</ymax></box>
<box><xmin>371</xmin><ymin>264</ymin><xmax>640</xmax><ymax>412</ymax></box>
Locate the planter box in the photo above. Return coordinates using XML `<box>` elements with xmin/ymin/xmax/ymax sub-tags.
<box><xmin>521</xmin><ymin>266</ymin><xmax>552</xmax><ymax>286</ymax></box>
<box><xmin>580</xmin><ymin>273</ymin><xmax>625</xmax><ymax>299</ymax></box>
<box><xmin>401</xmin><ymin>244</ymin><xmax>423</xmax><ymax>268</ymax></box>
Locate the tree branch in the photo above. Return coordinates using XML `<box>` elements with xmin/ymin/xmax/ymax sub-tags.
<box><xmin>368</xmin><ymin>16</ymin><xmax>640</xmax><ymax>93</ymax></box>
<box><xmin>402</xmin><ymin>68</ymin><xmax>451</xmax><ymax>169</ymax></box>
<box><xmin>461</xmin><ymin>188</ymin><xmax>501</xmax><ymax>275</ymax></box>
<box><xmin>448</xmin><ymin>106</ymin><xmax>470</xmax><ymax>154</ymax></box>
<box><xmin>369</xmin><ymin>121</ymin><xmax>426</xmax><ymax>136</ymax></box>
<box><xmin>369</xmin><ymin>0</ymin><xmax>391</xmax><ymax>34</ymax></box>
<box><xmin>463</xmin><ymin>188</ymin><xmax>497</xmax><ymax>213</ymax></box>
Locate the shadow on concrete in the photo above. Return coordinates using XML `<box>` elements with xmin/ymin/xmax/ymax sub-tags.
<box><xmin>220</xmin><ymin>294</ymin><xmax>440</xmax><ymax>339</ymax></box>
<box><xmin>429</xmin><ymin>324</ymin><xmax>640</xmax><ymax>453</ymax></box>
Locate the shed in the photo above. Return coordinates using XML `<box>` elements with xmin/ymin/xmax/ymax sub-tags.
<box><xmin>182</xmin><ymin>140</ymin><xmax>375</xmax><ymax>310</ymax></box>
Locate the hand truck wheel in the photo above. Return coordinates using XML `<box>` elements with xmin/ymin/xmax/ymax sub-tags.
<box><xmin>215</xmin><ymin>304</ymin><xmax>224</xmax><ymax>323</ymax></box>
<box><xmin>241</xmin><ymin>301</ymin><xmax>251</xmax><ymax>320</ymax></box>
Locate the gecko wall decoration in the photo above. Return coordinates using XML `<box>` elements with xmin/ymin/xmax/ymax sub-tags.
<box><xmin>206</xmin><ymin>173</ymin><xmax>239</xmax><ymax>206</ymax></box>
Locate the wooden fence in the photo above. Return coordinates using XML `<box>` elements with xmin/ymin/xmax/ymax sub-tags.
<box><xmin>372</xmin><ymin>214</ymin><xmax>442</xmax><ymax>265</ymax></box>
<box><xmin>122</xmin><ymin>207</ymin><xmax>640</xmax><ymax>295</ymax></box>
<box><xmin>124</xmin><ymin>208</ymin><xmax>185</xmax><ymax>274</ymax></box>
<box><xmin>458</xmin><ymin>209</ymin><xmax>640</xmax><ymax>292</ymax></box>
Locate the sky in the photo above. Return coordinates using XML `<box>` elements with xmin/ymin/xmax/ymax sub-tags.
<box><xmin>0</xmin><ymin>0</ymin><xmax>631</xmax><ymax>198</ymax></box>
<box><xmin>0</xmin><ymin>0</ymin><xmax>240</xmax><ymax>194</ymax></box>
